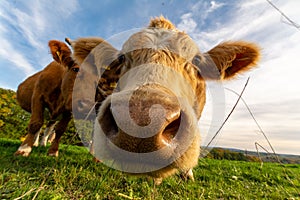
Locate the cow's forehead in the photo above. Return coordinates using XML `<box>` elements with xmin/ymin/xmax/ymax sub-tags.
<box><xmin>121</xmin><ymin>28</ymin><xmax>200</xmax><ymax>62</ymax></box>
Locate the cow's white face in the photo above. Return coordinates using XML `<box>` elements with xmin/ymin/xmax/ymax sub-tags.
<box><xmin>70</xmin><ymin>16</ymin><xmax>260</xmax><ymax>183</ymax></box>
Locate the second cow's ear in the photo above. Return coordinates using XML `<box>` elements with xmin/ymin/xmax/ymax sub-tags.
<box><xmin>49</xmin><ymin>40</ymin><xmax>71</xmax><ymax>64</ymax></box>
<box><xmin>193</xmin><ymin>41</ymin><xmax>260</xmax><ymax>80</ymax></box>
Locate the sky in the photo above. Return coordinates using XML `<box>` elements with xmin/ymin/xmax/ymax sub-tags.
<box><xmin>0</xmin><ymin>0</ymin><xmax>299</xmax><ymax>155</ymax></box>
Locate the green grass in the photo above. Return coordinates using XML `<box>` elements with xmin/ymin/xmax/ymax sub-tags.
<box><xmin>0</xmin><ymin>138</ymin><xmax>299</xmax><ymax>199</ymax></box>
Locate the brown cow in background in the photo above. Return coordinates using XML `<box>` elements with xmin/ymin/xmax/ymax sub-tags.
<box><xmin>15</xmin><ymin>40</ymin><xmax>85</xmax><ymax>157</ymax></box>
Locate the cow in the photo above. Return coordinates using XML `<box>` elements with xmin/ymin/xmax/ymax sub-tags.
<box><xmin>69</xmin><ymin>16</ymin><xmax>260</xmax><ymax>184</ymax></box>
<box><xmin>16</xmin><ymin>69</ymin><xmax>57</xmax><ymax>147</ymax></box>
<box><xmin>14</xmin><ymin>40</ymin><xmax>87</xmax><ymax>157</ymax></box>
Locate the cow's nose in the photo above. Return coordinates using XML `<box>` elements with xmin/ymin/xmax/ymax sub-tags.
<box><xmin>75</xmin><ymin>98</ymin><xmax>94</xmax><ymax>114</ymax></box>
<box><xmin>99</xmin><ymin>84</ymin><xmax>181</xmax><ymax>153</ymax></box>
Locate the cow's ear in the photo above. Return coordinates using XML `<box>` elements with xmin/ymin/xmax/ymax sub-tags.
<box><xmin>193</xmin><ymin>41</ymin><xmax>260</xmax><ymax>80</ymax></box>
<box><xmin>69</xmin><ymin>37</ymin><xmax>108</xmax><ymax>65</ymax></box>
<box><xmin>70</xmin><ymin>37</ymin><xmax>119</xmax><ymax>75</ymax></box>
<box><xmin>48</xmin><ymin>40</ymin><xmax>71</xmax><ymax>64</ymax></box>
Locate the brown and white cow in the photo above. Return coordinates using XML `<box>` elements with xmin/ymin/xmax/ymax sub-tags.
<box><xmin>14</xmin><ymin>40</ymin><xmax>86</xmax><ymax>157</ymax></box>
<box><xmin>16</xmin><ymin>69</ymin><xmax>57</xmax><ymax>147</ymax></box>
<box><xmin>69</xmin><ymin>16</ymin><xmax>260</xmax><ymax>184</ymax></box>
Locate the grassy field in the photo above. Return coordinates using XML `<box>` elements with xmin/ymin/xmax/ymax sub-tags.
<box><xmin>0</xmin><ymin>138</ymin><xmax>299</xmax><ymax>199</ymax></box>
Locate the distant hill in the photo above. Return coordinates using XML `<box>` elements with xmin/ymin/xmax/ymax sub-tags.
<box><xmin>226</xmin><ymin>147</ymin><xmax>300</xmax><ymax>164</ymax></box>
<box><xmin>205</xmin><ymin>147</ymin><xmax>300</xmax><ymax>164</ymax></box>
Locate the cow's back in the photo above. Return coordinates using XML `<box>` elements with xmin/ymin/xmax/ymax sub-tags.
<box><xmin>17</xmin><ymin>71</ymin><xmax>42</xmax><ymax>113</ymax></box>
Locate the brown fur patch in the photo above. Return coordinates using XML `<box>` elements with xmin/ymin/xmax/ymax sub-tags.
<box><xmin>70</xmin><ymin>37</ymin><xmax>106</xmax><ymax>65</ymax></box>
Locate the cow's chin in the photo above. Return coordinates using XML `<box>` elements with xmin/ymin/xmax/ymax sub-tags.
<box><xmin>92</xmin><ymin>96</ymin><xmax>201</xmax><ymax>179</ymax></box>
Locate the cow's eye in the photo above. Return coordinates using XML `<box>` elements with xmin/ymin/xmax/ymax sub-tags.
<box><xmin>72</xmin><ymin>67</ymin><xmax>80</xmax><ymax>72</ymax></box>
<box><xmin>108</xmin><ymin>54</ymin><xmax>126</xmax><ymax>70</ymax></box>
<box><xmin>192</xmin><ymin>54</ymin><xmax>202</xmax><ymax>67</ymax></box>
<box><xmin>118</xmin><ymin>54</ymin><xmax>125</xmax><ymax>64</ymax></box>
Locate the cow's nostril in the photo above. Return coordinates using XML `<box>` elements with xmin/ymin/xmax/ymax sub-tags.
<box><xmin>77</xmin><ymin>99</ymin><xmax>90</xmax><ymax>110</ymax></box>
<box><xmin>75</xmin><ymin>99</ymin><xmax>96</xmax><ymax>118</ymax></box>
<box><xmin>161</xmin><ymin>113</ymin><xmax>181</xmax><ymax>144</ymax></box>
<box><xmin>78</xmin><ymin>100</ymin><xmax>84</xmax><ymax>109</ymax></box>
<box><xmin>98</xmin><ymin>103</ymin><xmax>118</xmax><ymax>138</ymax></box>
<box><xmin>96</xmin><ymin>84</ymin><xmax>182</xmax><ymax>153</ymax></box>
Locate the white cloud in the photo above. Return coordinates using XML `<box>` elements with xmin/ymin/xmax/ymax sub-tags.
<box><xmin>0</xmin><ymin>0</ymin><xmax>79</xmax><ymax>80</ymax></box>
<box><xmin>208</xmin><ymin>1</ymin><xmax>225</xmax><ymax>13</ymax></box>
<box><xmin>1</xmin><ymin>1</ymin><xmax>79</xmax><ymax>50</ymax></box>
<box><xmin>177</xmin><ymin>1</ymin><xmax>225</xmax><ymax>36</ymax></box>
<box><xmin>13</xmin><ymin>8</ymin><xmax>44</xmax><ymax>50</ymax></box>
<box><xmin>177</xmin><ymin>13</ymin><xmax>197</xmax><ymax>33</ymax></box>
<box><xmin>183</xmin><ymin>0</ymin><xmax>300</xmax><ymax>103</ymax></box>
<box><xmin>0</xmin><ymin>38</ymin><xmax>35</xmax><ymax>76</ymax></box>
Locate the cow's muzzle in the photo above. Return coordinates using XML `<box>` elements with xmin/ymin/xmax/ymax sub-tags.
<box><xmin>98</xmin><ymin>84</ymin><xmax>181</xmax><ymax>153</ymax></box>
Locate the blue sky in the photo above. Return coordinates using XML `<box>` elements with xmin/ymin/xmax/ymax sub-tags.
<box><xmin>1</xmin><ymin>0</ymin><xmax>300</xmax><ymax>155</ymax></box>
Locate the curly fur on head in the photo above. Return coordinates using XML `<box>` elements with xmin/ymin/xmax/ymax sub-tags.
<box><xmin>149</xmin><ymin>16</ymin><xmax>177</xmax><ymax>30</ymax></box>
<box><xmin>70</xmin><ymin>38</ymin><xmax>107</xmax><ymax>65</ymax></box>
